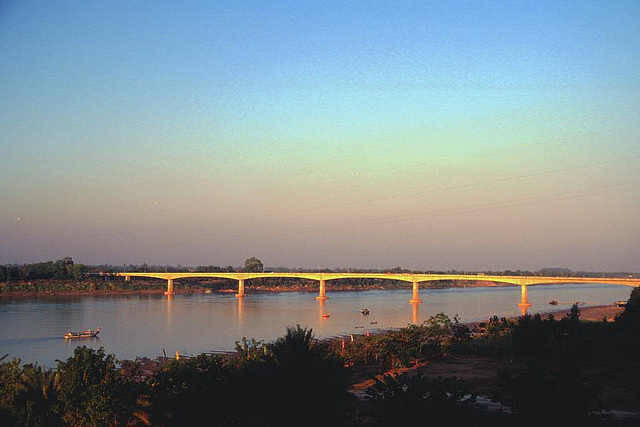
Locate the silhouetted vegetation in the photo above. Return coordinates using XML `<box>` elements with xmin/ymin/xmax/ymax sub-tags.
<box><xmin>365</xmin><ymin>371</ymin><xmax>481</xmax><ymax>425</ymax></box>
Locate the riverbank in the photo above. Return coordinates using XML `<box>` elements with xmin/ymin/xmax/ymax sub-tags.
<box><xmin>345</xmin><ymin>303</ymin><xmax>638</xmax><ymax>415</ymax></box>
<box><xmin>546</xmin><ymin>304</ymin><xmax>624</xmax><ymax>322</ymax></box>
<box><xmin>0</xmin><ymin>278</ymin><xmax>518</xmax><ymax>297</ymax></box>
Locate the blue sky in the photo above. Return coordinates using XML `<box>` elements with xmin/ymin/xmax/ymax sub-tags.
<box><xmin>1</xmin><ymin>1</ymin><xmax>639</xmax><ymax>270</ymax></box>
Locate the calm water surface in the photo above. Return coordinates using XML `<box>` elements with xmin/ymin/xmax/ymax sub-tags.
<box><xmin>0</xmin><ymin>284</ymin><xmax>631</xmax><ymax>366</ymax></box>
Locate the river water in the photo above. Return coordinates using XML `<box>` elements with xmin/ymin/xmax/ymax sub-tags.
<box><xmin>0</xmin><ymin>284</ymin><xmax>631</xmax><ymax>366</ymax></box>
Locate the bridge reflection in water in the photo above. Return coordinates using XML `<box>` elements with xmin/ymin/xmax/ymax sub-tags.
<box><xmin>114</xmin><ymin>271</ymin><xmax>639</xmax><ymax>329</ymax></box>
<box><xmin>411</xmin><ymin>301</ymin><xmax>420</xmax><ymax>324</ymax></box>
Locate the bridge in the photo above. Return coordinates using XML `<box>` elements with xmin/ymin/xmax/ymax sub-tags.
<box><xmin>115</xmin><ymin>272</ymin><xmax>639</xmax><ymax>313</ymax></box>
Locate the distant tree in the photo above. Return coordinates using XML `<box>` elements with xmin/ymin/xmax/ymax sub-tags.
<box><xmin>566</xmin><ymin>303</ymin><xmax>581</xmax><ymax>323</ymax></box>
<box><xmin>7</xmin><ymin>266</ymin><xmax>20</xmax><ymax>281</ymax></box>
<box><xmin>244</xmin><ymin>257</ymin><xmax>263</xmax><ymax>273</ymax></box>
<box><xmin>195</xmin><ymin>265</ymin><xmax>222</xmax><ymax>273</ymax></box>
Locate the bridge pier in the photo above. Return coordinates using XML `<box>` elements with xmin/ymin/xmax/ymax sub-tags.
<box><xmin>165</xmin><ymin>279</ymin><xmax>174</xmax><ymax>295</ymax></box>
<box><xmin>410</xmin><ymin>281</ymin><xmax>422</xmax><ymax>303</ymax></box>
<box><xmin>236</xmin><ymin>279</ymin><xmax>246</xmax><ymax>298</ymax></box>
<box><xmin>517</xmin><ymin>284</ymin><xmax>531</xmax><ymax>316</ymax></box>
<box><xmin>316</xmin><ymin>280</ymin><xmax>328</xmax><ymax>300</ymax></box>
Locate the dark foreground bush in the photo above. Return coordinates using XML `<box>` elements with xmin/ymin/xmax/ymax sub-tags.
<box><xmin>365</xmin><ymin>371</ymin><xmax>481</xmax><ymax>425</ymax></box>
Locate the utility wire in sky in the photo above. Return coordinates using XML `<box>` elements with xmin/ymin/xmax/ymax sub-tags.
<box><xmin>148</xmin><ymin>180</ymin><xmax>640</xmax><ymax>248</ymax></box>
<box><xmin>84</xmin><ymin>154</ymin><xmax>640</xmax><ymax>239</ymax></box>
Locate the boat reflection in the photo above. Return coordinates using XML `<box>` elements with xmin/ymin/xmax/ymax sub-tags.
<box><xmin>318</xmin><ymin>299</ymin><xmax>327</xmax><ymax>319</ymax></box>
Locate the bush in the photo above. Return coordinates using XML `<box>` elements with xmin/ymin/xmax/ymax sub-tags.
<box><xmin>365</xmin><ymin>371</ymin><xmax>480</xmax><ymax>425</ymax></box>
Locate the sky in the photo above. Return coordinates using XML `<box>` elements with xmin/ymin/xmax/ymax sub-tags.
<box><xmin>1</xmin><ymin>1</ymin><xmax>639</xmax><ymax>272</ymax></box>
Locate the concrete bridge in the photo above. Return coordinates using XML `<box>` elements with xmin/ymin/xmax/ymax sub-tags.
<box><xmin>115</xmin><ymin>272</ymin><xmax>639</xmax><ymax>312</ymax></box>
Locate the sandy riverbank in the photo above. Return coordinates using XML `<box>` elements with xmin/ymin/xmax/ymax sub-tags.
<box><xmin>347</xmin><ymin>303</ymin><xmax>637</xmax><ymax>414</ymax></box>
<box><xmin>536</xmin><ymin>304</ymin><xmax>624</xmax><ymax>322</ymax></box>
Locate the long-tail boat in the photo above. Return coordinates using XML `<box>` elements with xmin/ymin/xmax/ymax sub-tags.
<box><xmin>63</xmin><ymin>328</ymin><xmax>100</xmax><ymax>339</ymax></box>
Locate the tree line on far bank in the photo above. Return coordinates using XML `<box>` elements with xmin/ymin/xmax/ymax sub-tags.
<box><xmin>2</xmin><ymin>258</ymin><xmax>636</xmax><ymax>282</ymax></box>
<box><xmin>0</xmin><ymin>258</ymin><xmax>88</xmax><ymax>282</ymax></box>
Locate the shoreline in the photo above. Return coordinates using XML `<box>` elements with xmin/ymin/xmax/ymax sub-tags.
<box><xmin>0</xmin><ymin>279</ymin><xmax>551</xmax><ymax>298</ymax></box>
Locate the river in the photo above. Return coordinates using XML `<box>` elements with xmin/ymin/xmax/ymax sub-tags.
<box><xmin>0</xmin><ymin>284</ymin><xmax>631</xmax><ymax>366</ymax></box>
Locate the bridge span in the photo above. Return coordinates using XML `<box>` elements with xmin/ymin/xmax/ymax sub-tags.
<box><xmin>115</xmin><ymin>272</ymin><xmax>639</xmax><ymax>308</ymax></box>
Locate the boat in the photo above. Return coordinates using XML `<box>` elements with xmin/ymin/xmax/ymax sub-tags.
<box><xmin>321</xmin><ymin>314</ymin><xmax>330</xmax><ymax>318</ymax></box>
<box><xmin>616</xmin><ymin>300</ymin><xmax>627</xmax><ymax>308</ymax></box>
<box><xmin>360</xmin><ymin>308</ymin><xmax>370</xmax><ymax>315</ymax></box>
<box><xmin>548</xmin><ymin>300</ymin><xmax>558</xmax><ymax>305</ymax></box>
<box><xmin>64</xmin><ymin>328</ymin><xmax>100</xmax><ymax>339</ymax></box>
<box><xmin>370</xmin><ymin>321</ymin><xmax>378</xmax><ymax>325</ymax></box>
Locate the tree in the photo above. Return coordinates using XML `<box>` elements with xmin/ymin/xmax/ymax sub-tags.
<box><xmin>148</xmin><ymin>354</ymin><xmax>236</xmax><ymax>426</ymax></box>
<box><xmin>494</xmin><ymin>357</ymin><xmax>601</xmax><ymax>424</ymax></box>
<box><xmin>617</xmin><ymin>287</ymin><xmax>640</xmax><ymax>329</ymax></box>
<box><xmin>238</xmin><ymin>326</ymin><xmax>351</xmax><ymax>426</ymax></box>
<box><xmin>55</xmin><ymin>346</ymin><xmax>140</xmax><ymax>426</ymax></box>
<box><xmin>365</xmin><ymin>371</ymin><xmax>479</xmax><ymax>425</ymax></box>
<box><xmin>244</xmin><ymin>257</ymin><xmax>263</xmax><ymax>273</ymax></box>
<box><xmin>12</xmin><ymin>364</ymin><xmax>61</xmax><ymax>426</ymax></box>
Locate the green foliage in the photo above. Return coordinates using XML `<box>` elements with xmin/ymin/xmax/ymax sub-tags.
<box><xmin>13</xmin><ymin>365</ymin><xmax>61</xmax><ymax>427</ymax></box>
<box><xmin>244</xmin><ymin>257</ymin><xmax>264</xmax><ymax>272</ymax></box>
<box><xmin>0</xmin><ymin>279</ymin><xmax>167</xmax><ymax>294</ymax></box>
<box><xmin>0</xmin><ymin>348</ymin><xmax>143</xmax><ymax>426</ymax></box>
<box><xmin>0</xmin><ymin>358</ymin><xmax>25</xmax><ymax>425</ymax></box>
<box><xmin>233</xmin><ymin>337</ymin><xmax>269</xmax><ymax>365</ymax></box>
<box><xmin>333</xmin><ymin>313</ymin><xmax>478</xmax><ymax>369</ymax></box>
<box><xmin>148</xmin><ymin>354</ymin><xmax>235</xmax><ymax>426</ymax></box>
<box><xmin>568</xmin><ymin>303</ymin><xmax>581</xmax><ymax>322</ymax></box>
<box><xmin>55</xmin><ymin>346</ymin><xmax>141</xmax><ymax>426</ymax></box>
<box><xmin>0</xmin><ymin>258</ymin><xmax>89</xmax><ymax>282</ymax></box>
<box><xmin>0</xmin><ymin>359</ymin><xmax>64</xmax><ymax>426</ymax></box>
<box><xmin>365</xmin><ymin>371</ymin><xmax>479</xmax><ymax>425</ymax></box>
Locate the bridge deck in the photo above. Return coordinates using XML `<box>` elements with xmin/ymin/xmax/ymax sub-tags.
<box><xmin>114</xmin><ymin>272</ymin><xmax>639</xmax><ymax>287</ymax></box>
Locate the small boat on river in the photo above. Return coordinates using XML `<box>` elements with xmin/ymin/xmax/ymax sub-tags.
<box><xmin>548</xmin><ymin>300</ymin><xmax>558</xmax><ymax>305</ymax></box>
<box><xmin>64</xmin><ymin>328</ymin><xmax>100</xmax><ymax>339</ymax></box>
<box><xmin>360</xmin><ymin>308</ymin><xmax>370</xmax><ymax>315</ymax></box>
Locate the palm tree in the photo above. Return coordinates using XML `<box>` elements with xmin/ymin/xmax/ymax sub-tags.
<box><xmin>250</xmin><ymin>325</ymin><xmax>351</xmax><ymax>426</ymax></box>
<box><xmin>14</xmin><ymin>365</ymin><xmax>61</xmax><ymax>426</ymax></box>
